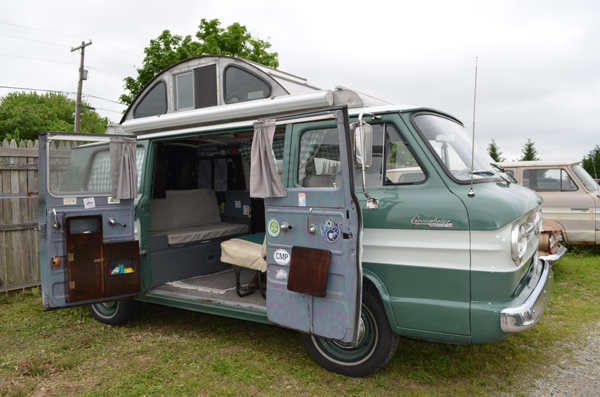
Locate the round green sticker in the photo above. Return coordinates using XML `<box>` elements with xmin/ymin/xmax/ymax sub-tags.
<box><xmin>268</xmin><ymin>218</ymin><xmax>280</xmax><ymax>237</ymax></box>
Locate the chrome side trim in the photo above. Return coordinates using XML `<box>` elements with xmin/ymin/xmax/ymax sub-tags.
<box><xmin>539</xmin><ymin>245</ymin><xmax>568</xmax><ymax>264</ymax></box>
<box><xmin>500</xmin><ymin>259</ymin><xmax>553</xmax><ymax>333</ymax></box>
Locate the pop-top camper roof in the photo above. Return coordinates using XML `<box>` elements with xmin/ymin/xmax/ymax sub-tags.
<box><xmin>117</xmin><ymin>55</ymin><xmax>391</xmax><ymax>135</ymax></box>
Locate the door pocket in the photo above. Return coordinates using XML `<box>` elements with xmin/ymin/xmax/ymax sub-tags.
<box><xmin>287</xmin><ymin>246</ymin><xmax>331</xmax><ymax>297</ymax></box>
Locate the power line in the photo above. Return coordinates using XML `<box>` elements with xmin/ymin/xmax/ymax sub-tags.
<box><xmin>0</xmin><ymin>21</ymin><xmax>90</xmax><ymax>40</ymax></box>
<box><xmin>87</xmin><ymin>52</ymin><xmax>136</xmax><ymax>68</ymax></box>
<box><xmin>0</xmin><ymin>89</ymin><xmax>124</xmax><ymax>115</ymax></box>
<box><xmin>0</xmin><ymin>21</ymin><xmax>143</xmax><ymax>59</ymax></box>
<box><xmin>0</xmin><ymin>33</ymin><xmax>71</xmax><ymax>48</ymax></box>
<box><xmin>0</xmin><ymin>33</ymin><xmax>136</xmax><ymax>69</ymax></box>
<box><xmin>0</xmin><ymin>85</ymin><xmax>126</xmax><ymax>106</ymax></box>
<box><xmin>0</xmin><ymin>53</ymin><xmax>127</xmax><ymax>79</ymax></box>
<box><xmin>0</xmin><ymin>53</ymin><xmax>78</xmax><ymax>66</ymax></box>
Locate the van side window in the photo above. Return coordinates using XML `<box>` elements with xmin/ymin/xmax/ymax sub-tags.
<box><xmin>224</xmin><ymin>66</ymin><xmax>271</xmax><ymax>104</ymax></box>
<box><xmin>134</xmin><ymin>82</ymin><xmax>167</xmax><ymax>119</ymax></box>
<box><xmin>372</xmin><ymin>124</ymin><xmax>426</xmax><ymax>186</ymax></box>
<box><xmin>297</xmin><ymin>128</ymin><xmax>340</xmax><ymax>188</ymax></box>
<box><xmin>524</xmin><ymin>168</ymin><xmax>578</xmax><ymax>192</ymax></box>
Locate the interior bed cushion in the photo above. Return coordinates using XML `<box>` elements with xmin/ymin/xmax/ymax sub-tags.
<box><xmin>220</xmin><ymin>233</ymin><xmax>266</xmax><ymax>272</ymax></box>
<box><xmin>149</xmin><ymin>189</ymin><xmax>249</xmax><ymax>244</ymax></box>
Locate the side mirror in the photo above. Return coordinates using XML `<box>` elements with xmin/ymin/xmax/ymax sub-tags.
<box><xmin>354</xmin><ymin>122</ymin><xmax>373</xmax><ymax>169</ymax></box>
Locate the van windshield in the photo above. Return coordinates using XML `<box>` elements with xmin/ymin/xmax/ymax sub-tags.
<box><xmin>413</xmin><ymin>114</ymin><xmax>502</xmax><ymax>183</ymax></box>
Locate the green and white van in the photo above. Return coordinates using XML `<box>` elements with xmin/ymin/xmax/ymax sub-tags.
<box><xmin>38</xmin><ymin>56</ymin><xmax>558</xmax><ymax>377</ymax></box>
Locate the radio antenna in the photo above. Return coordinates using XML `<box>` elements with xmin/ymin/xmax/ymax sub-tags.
<box><xmin>468</xmin><ymin>57</ymin><xmax>478</xmax><ymax>198</ymax></box>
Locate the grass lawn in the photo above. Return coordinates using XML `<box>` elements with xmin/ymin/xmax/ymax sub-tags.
<box><xmin>1</xmin><ymin>249</ymin><xmax>599</xmax><ymax>396</ymax></box>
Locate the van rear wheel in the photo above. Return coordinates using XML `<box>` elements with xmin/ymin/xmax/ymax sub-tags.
<box><xmin>300</xmin><ymin>282</ymin><xmax>399</xmax><ymax>377</ymax></box>
<box><xmin>88</xmin><ymin>300</ymin><xmax>141</xmax><ymax>326</ymax></box>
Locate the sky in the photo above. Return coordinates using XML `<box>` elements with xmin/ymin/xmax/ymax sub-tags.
<box><xmin>1</xmin><ymin>0</ymin><xmax>598</xmax><ymax>162</ymax></box>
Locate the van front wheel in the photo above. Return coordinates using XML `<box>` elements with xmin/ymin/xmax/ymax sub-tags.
<box><xmin>88</xmin><ymin>300</ymin><xmax>141</xmax><ymax>326</ymax></box>
<box><xmin>300</xmin><ymin>282</ymin><xmax>399</xmax><ymax>377</ymax></box>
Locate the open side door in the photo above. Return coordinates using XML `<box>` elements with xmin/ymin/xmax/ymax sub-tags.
<box><xmin>263</xmin><ymin>108</ymin><xmax>363</xmax><ymax>345</ymax></box>
<box><xmin>38</xmin><ymin>132</ymin><xmax>141</xmax><ymax>310</ymax></box>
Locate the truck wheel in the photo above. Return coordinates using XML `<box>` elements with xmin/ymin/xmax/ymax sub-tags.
<box><xmin>300</xmin><ymin>282</ymin><xmax>400</xmax><ymax>377</ymax></box>
<box><xmin>88</xmin><ymin>300</ymin><xmax>141</xmax><ymax>326</ymax></box>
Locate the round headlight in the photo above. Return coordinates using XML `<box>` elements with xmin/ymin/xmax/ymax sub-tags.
<box><xmin>511</xmin><ymin>222</ymin><xmax>528</xmax><ymax>262</ymax></box>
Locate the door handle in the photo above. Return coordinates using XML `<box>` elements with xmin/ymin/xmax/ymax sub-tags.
<box><xmin>108</xmin><ymin>218</ymin><xmax>127</xmax><ymax>227</ymax></box>
<box><xmin>52</xmin><ymin>209</ymin><xmax>61</xmax><ymax>230</ymax></box>
<box><xmin>571</xmin><ymin>207</ymin><xmax>589</xmax><ymax>211</ymax></box>
<box><xmin>307</xmin><ymin>208</ymin><xmax>316</xmax><ymax>235</ymax></box>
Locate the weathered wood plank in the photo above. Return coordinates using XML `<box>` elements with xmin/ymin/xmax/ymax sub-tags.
<box><xmin>18</xmin><ymin>142</ymin><xmax>31</xmax><ymax>284</ymax></box>
<box><xmin>0</xmin><ymin>279</ymin><xmax>41</xmax><ymax>293</ymax></box>
<box><xmin>0</xmin><ymin>222</ymin><xmax>37</xmax><ymax>231</ymax></box>
<box><xmin>0</xmin><ymin>164</ymin><xmax>39</xmax><ymax>171</ymax></box>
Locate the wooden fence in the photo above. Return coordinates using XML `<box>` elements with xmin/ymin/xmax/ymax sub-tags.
<box><xmin>0</xmin><ymin>139</ymin><xmax>40</xmax><ymax>292</ymax></box>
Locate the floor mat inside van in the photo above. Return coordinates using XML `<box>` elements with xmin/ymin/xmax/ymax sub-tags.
<box><xmin>165</xmin><ymin>268</ymin><xmax>256</xmax><ymax>295</ymax></box>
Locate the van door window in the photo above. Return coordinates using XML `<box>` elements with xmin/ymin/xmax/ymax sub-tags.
<box><xmin>379</xmin><ymin>124</ymin><xmax>426</xmax><ymax>185</ymax></box>
<box><xmin>357</xmin><ymin>124</ymin><xmax>426</xmax><ymax>186</ymax></box>
<box><xmin>87</xmin><ymin>147</ymin><xmax>146</xmax><ymax>193</ymax></box>
<box><xmin>524</xmin><ymin>169</ymin><xmax>578</xmax><ymax>192</ymax></box>
<box><xmin>297</xmin><ymin>128</ymin><xmax>340</xmax><ymax>188</ymax></box>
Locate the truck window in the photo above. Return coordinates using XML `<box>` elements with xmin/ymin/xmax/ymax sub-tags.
<box><xmin>572</xmin><ymin>165</ymin><xmax>600</xmax><ymax>191</ymax></box>
<box><xmin>523</xmin><ymin>169</ymin><xmax>578</xmax><ymax>192</ymax></box>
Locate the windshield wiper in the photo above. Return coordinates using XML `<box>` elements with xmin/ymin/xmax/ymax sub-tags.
<box><xmin>471</xmin><ymin>170</ymin><xmax>496</xmax><ymax>176</ymax></box>
<box><xmin>490</xmin><ymin>162</ymin><xmax>517</xmax><ymax>183</ymax></box>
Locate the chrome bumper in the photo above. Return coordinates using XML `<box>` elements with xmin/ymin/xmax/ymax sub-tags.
<box><xmin>539</xmin><ymin>245</ymin><xmax>568</xmax><ymax>264</ymax></box>
<box><xmin>500</xmin><ymin>259</ymin><xmax>553</xmax><ymax>333</ymax></box>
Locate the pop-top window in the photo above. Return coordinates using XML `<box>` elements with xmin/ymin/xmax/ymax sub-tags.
<box><xmin>134</xmin><ymin>82</ymin><xmax>167</xmax><ymax>119</ymax></box>
<box><xmin>175</xmin><ymin>72</ymin><xmax>193</xmax><ymax>110</ymax></box>
<box><xmin>224</xmin><ymin>66</ymin><xmax>271</xmax><ymax>104</ymax></box>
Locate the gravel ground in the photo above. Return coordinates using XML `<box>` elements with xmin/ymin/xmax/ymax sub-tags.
<box><xmin>509</xmin><ymin>320</ymin><xmax>600</xmax><ymax>396</ymax></box>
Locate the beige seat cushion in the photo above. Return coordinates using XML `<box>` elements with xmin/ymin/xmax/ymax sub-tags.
<box><xmin>220</xmin><ymin>237</ymin><xmax>266</xmax><ymax>272</ymax></box>
<box><xmin>164</xmin><ymin>222</ymin><xmax>249</xmax><ymax>245</ymax></box>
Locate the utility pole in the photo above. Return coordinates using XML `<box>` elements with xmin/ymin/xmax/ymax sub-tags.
<box><xmin>71</xmin><ymin>40</ymin><xmax>92</xmax><ymax>133</ymax></box>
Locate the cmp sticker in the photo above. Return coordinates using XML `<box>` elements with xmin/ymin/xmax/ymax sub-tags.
<box><xmin>268</xmin><ymin>218</ymin><xmax>280</xmax><ymax>237</ymax></box>
<box><xmin>320</xmin><ymin>218</ymin><xmax>340</xmax><ymax>243</ymax></box>
<box><xmin>274</xmin><ymin>249</ymin><xmax>291</xmax><ymax>265</ymax></box>
<box><xmin>275</xmin><ymin>269</ymin><xmax>288</xmax><ymax>280</ymax></box>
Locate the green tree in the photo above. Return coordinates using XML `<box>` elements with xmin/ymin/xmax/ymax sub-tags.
<box><xmin>120</xmin><ymin>19</ymin><xmax>279</xmax><ymax>106</ymax></box>
<box><xmin>0</xmin><ymin>91</ymin><xmax>110</xmax><ymax>142</ymax></box>
<box><xmin>582</xmin><ymin>145</ymin><xmax>600</xmax><ymax>179</ymax></box>
<box><xmin>519</xmin><ymin>138</ymin><xmax>540</xmax><ymax>161</ymax></box>
<box><xmin>487</xmin><ymin>139</ymin><xmax>506</xmax><ymax>162</ymax></box>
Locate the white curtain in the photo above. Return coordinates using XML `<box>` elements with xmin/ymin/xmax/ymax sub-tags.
<box><xmin>110</xmin><ymin>137</ymin><xmax>138</xmax><ymax>199</ymax></box>
<box><xmin>250</xmin><ymin>119</ymin><xmax>287</xmax><ymax>198</ymax></box>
